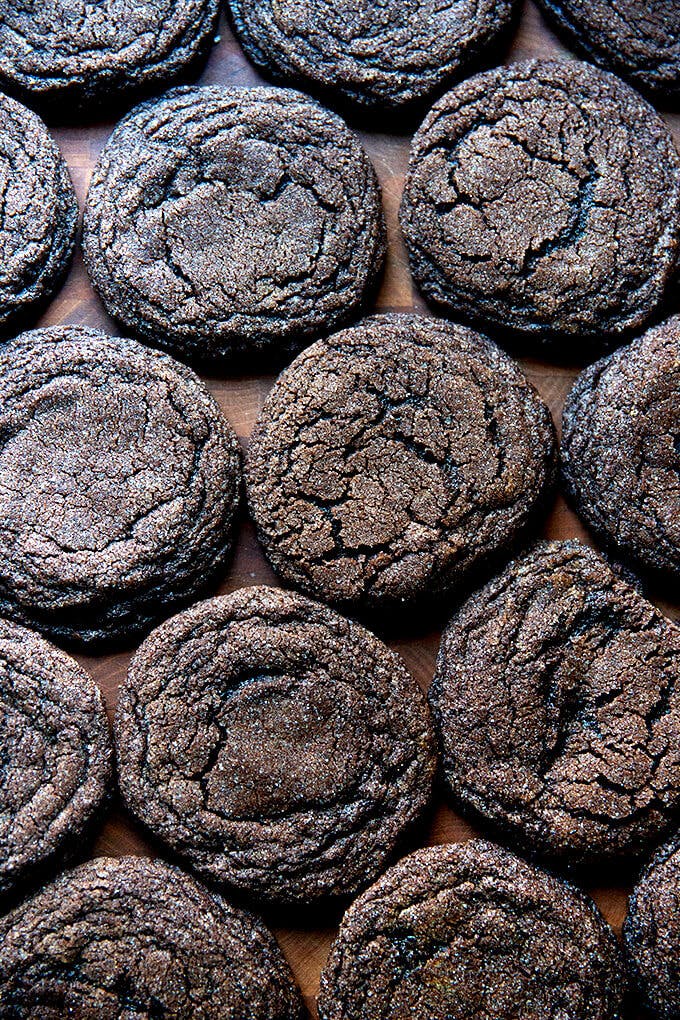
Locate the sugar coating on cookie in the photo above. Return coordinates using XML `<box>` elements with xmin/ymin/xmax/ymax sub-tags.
<box><xmin>246</xmin><ymin>313</ymin><xmax>556</xmax><ymax>614</ymax></box>
<box><xmin>318</xmin><ymin>839</ymin><xmax>625</xmax><ymax>1020</ymax></box>
<box><xmin>115</xmin><ymin>585</ymin><xmax>436</xmax><ymax>903</ymax></box>
<box><xmin>0</xmin><ymin>325</ymin><xmax>241</xmax><ymax>648</ymax></box>
<box><xmin>0</xmin><ymin>0</ymin><xmax>220</xmax><ymax>111</ymax></box>
<box><xmin>0</xmin><ymin>92</ymin><xmax>77</xmax><ymax>333</ymax></box>
<box><xmin>0</xmin><ymin>619</ymin><xmax>111</xmax><ymax>899</ymax></box>
<box><xmin>227</xmin><ymin>0</ymin><xmax>518</xmax><ymax>113</ymax></box>
<box><xmin>84</xmin><ymin>86</ymin><xmax>385</xmax><ymax>365</ymax></box>
<box><xmin>0</xmin><ymin>856</ymin><xmax>305</xmax><ymax>1018</ymax></box>
<box><xmin>400</xmin><ymin>60</ymin><xmax>680</xmax><ymax>346</ymax></box>
<box><xmin>430</xmin><ymin>540</ymin><xmax>680</xmax><ymax>864</ymax></box>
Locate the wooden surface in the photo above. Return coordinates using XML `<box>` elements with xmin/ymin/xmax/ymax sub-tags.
<box><xmin>32</xmin><ymin>3</ymin><xmax>680</xmax><ymax>1014</ymax></box>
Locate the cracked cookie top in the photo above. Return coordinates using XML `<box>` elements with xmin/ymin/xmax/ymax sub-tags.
<box><xmin>536</xmin><ymin>0</ymin><xmax>680</xmax><ymax>101</ymax></box>
<box><xmin>430</xmin><ymin>540</ymin><xmax>680</xmax><ymax>864</ymax></box>
<box><xmin>0</xmin><ymin>0</ymin><xmax>219</xmax><ymax>112</ymax></box>
<box><xmin>0</xmin><ymin>856</ymin><xmax>304</xmax><ymax>1019</ymax></box>
<box><xmin>245</xmin><ymin>313</ymin><xmax>556</xmax><ymax>615</ymax></box>
<box><xmin>624</xmin><ymin>838</ymin><xmax>680</xmax><ymax>1020</ymax></box>
<box><xmin>400</xmin><ymin>60</ymin><xmax>680</xmax><ymax>348</ymax></box>
<box><xmin>0</xmin><ymin>325</ymin><xmax>240</xmax><ymax>648</ymax></box>
<box><xmin>115</xmin><ymin>585</ymin><xmax>436</xmax><ymax>904</ymax></box>
<box><xmin>0</xmin><ymin>618</ymin><xmax>111</xmax><ymax>901</ymax></box>
<box><xmin>83</xmin><ymin>85</ymin><xmax>386</xmax><ymax>365</ymax></box>
<box><xmin>562</xmin><ymin>316</ymin><xmax>680</xmax><ymax>583</ymax></box>
<box><xmin>226</xmin><ymin>0</ymin><xmax>518</xmax><ymax>114</ymax></box>
<box><xmin>0</xmin><ymin>92</ymin><xmax>77</xmax><ymax>334</ymax></box>
<box><xmin>318</xmin><ymin>840</ymin><xmax>624</xmax><ymax>1020</ymax></box>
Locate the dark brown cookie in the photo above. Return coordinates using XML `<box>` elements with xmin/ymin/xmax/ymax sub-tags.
<box><xmin>115</xmin><ymin>585</ymin><xmax>436</xmax><ymax>904</ymax></box>
<box><xmin>624</xmin><ymin>839</ymin><xmax>680</xmax><ymax>1020</ymax></box>
<box><xmin>0</xmin><ymin>855</ymin><xmax>304</xmax><ymax>1018</ymax></box>
<box><xmin>226</xmin><ymin>0</ymin><xmax>518</xmax><ymax>116</ymax></box>
<box><xmin>400</xmin><ymin>60</ymin><xmax>680</xmax><ymax>349</ymax></box>
<box><xmin>318</xmin><ymin>839</ymin><xmax>625</xmax><ymax>1020</ymax></box>
<box><xmin>562</xmin><ymin>316</ymin><xmax>680</xmax><ymax>583</ymax></box>
<box><xmin>0</xmin><ymin>325</ymin><xmax>240</xmax><ymax>649</ymax></box>
<box><xmin>429</xmin><ymin>540</ymin><xmax>680</xmax><ymax>865</ymax></box>
<box><xmin>0</xmin><ymin>618</ymin><xmax>111</xmax><ymax>901</ymax></box>
<box><xmin>83</xmin><ymin>85</ymin><xmax>385</xmax><ymax>366</ymax></box>
<box><xmin>245</xmin><ymin>313</ymin><xmax>556</xmax><ymax>616</ymax></box>
<box><xmin>0</xmin><ymin>0</ymin><xmax>219</xmax><ymax>114</ymax></box>
<box><xmin>0</xmin><ymin>92</ymin><xmax>77</xmax><ymax>334</ymax></box>
<box><xmin>536</xmin><ymin>0</ymin><xmax>680</xmax><ymax>101</ymax></box>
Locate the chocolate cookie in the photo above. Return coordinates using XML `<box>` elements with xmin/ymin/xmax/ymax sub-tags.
<box><xmin>624</xmin><ymin>839</ymin><xmax>680</xmax><ymax>1020</ymax></box>
<box><xmin>318</xmin><ymin>839</ymin><xmax>625</xmax><ymax>1020</ymax></box>
<box><xmin>400</xmin><ymin>60</ymin><xmax>680</xmax><ymax>349</ymax></box>
<box><xmin>0</xmin><ymin>92</ymin><xmax>77</xmax><ymax>334</ymax></box>
<box><xmin>245</xmin><ymin>314</ymin><xmax>556</xmax><ymax>615</ymax></box>
<box><xmin>430</xmin><ymin>540</ymin><xmax>680</xmax><ymax>865</ymax></box>
<box><xmin>0</xmin><ymin>0</ymin><xmax>219</xmax><ymax>113</ymax></box>
<box><xmin>115</xmin><ymin>585</ymin><xmax>435</xmax><ymax>904</ymax></box>
<box><xmin>0</xmin><ymin>855</ymin><xmax>304</xmax><ymax>1018</ymax></box>
<box><xmin>536</xmin><ymin>0</ymin><xmax>680</xmax><ymax>102</ymax></box>
<box><xmin>0</xmin><ymin>618</ymin><xmax>111</xmax><ymax>900</ymax></box>
<box><xmin>562</xmin><ymin>317</ymin><xmax>680</xmax><ymax>583</ymax></box>
<box><xmin>226</xmin><ymin>0</ymin><xmax>518</xmax><ymax>116</ymax></box>
<box><xmin>0</xmin><ymin>325</ymin><xmax>240</xmax><ymax>649</ymax></box>
<box><xmin>83</xmin><ymin>86</ymin><xmax>385</xmax><ymax>366</ymax></box>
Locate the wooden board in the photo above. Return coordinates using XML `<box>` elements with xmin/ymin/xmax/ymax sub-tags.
<box><xmin>31</xmin><ymin>2</ymin><xmax>680</xmax><ymax>1013</ymax></box>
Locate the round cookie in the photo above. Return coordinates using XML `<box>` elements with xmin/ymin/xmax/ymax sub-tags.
<box><xmin>0</xmin><ymin>325</ymin><xmax>240</xmax><ymax>649</ymax></box>
<box><xmin>400</xmin><ymin>60</ymin><xmax>680</xmax><ymax>348</ymax></box>
<box><xmin>83</xmin><ymin>85</ymin><xmax>385</xmax><ymax>366</ymax></box>
<box><xmin>318</xmin><ymin>839</ymin><xmax>625</xmax><ymax>1020</ymax></box>
<box><xmin>624</xmin><ymin>839</ymin><xmax>680</xmax><ymax>1020</ymax></box>
<box><xmin>115</xmin><ymin>585</ymin><xmax>436</xmax><ymax>904</ymax></box>
<box><xmin>0</xmin><ymin>0</ymin><xmax>219</xmax><ymax>113</ymax></box>
<box><xmin>429</xmin><ymin>540</ymin><xmax>680</xmax><ymax>865</ymax></box>
<box><xmin>226</xmin><ymin>0</ymin><xmax>519</xmax><ymax>116</ymax></box>
<box><xmin>0</xmin><ymin>855</ymin><xmax>304</xmax><ymax>1018</ymax></box>
<box><xmin>0</xmin><ymin>92</ymin><xmax>77</xmax><ymax>334</ymax></box>
<box><xmin>0</xmin><ymin>618</ymin><xmax>111</xmax><ymax>900</ymax></box>
<box><xmin>245</xmin><ymin>313</ymin><xmax>556</xmax><ymax>615</ymax></box>
<box><xmin>562</xmin><ymin>316</ymin><xmax>680</xmax><ymax>583</ymax></box>
<box><xmin>536</xmin><ymin>0</ymin><xmax>680</xmax><ymax>102</ymax></box>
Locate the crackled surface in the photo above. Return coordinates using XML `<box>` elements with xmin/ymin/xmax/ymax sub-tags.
<box><xmin>0</xmin><ymin>619</ymin><xmax>111</xmax><ymax>900</ymax></box>
<box><xmin>562</xmin><ymin>316</ymin><xmax>680</xmax><ymax>582</ymax></box>
<box><xmin>318</xmin><ymin>840</ymin><xmax>624</xmax><ymax>1020</ymax></box>
<box><xmin>227</xmin><ymin>0</ymin><xmax>517</xmax><ymax>114</ymax></box>
<box><xmin>246</xmin><ymin>314</ymin><xmax>556</xmax><ymax>614</ymax></box>
<box><xmin>0</xmin><ymin>856</ymin><xmax>304</xmax><ymax>1018</ymax></box>
<box><xmin>400</xmin><ymin>60</ymin><xmax>680</xmax><ymax>346</ymax></box>
<box><xmin>0</xmin><ymin>325</ymin><xmax>240</xmax><ymax>648</ymax></box>
<box><xmin>536</xmin><ymin>0</ymin><xmax>680</xmax><ymax>100</ymax></box>
<box><xmin>0</xmin><ymin>0</ymin><xmax>219</xmax><ymax>111</ymax></box>
<box><xmin>430</xmin><ymin>541</ymin><xmax>680</xmax><ymax>863</ymax></box>
<box><xmin>83</xmin><ymin>86</ymin><xmax>385</xmax><ymax>365</ymax></box>
<box><xmin>115</xmin><ymin>586</ymin><xmax>435</xmax><ymax>904</ymax></box>
<box><xmin>0</xmin><ymin>92</ymin><xmax>76</xmax><ymax>333</ymax></box>
<box><xmin>625</xmin><ymin>839</ymin><xmax>680</xmax><ymax>1020</ymax></box>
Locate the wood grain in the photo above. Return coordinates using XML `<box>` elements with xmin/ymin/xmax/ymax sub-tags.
<box><xmin>30</xmin><ymin>2</ymin><xmax>680</xmax><ymax>1013</ymax></box>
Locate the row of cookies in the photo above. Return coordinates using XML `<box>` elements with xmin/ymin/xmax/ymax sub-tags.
<box><xmin>0</xmin><ymin>0</ymin><xmax>677</xmax><ymax>117</ymax></box>
<box><xmin>0</xmin><ymin>311</ymin><xmax>674</xmax><ymax>650</ymax></box>
<box><xmin>3</xmin><ymin>53</ymin><xmax>680</xmax><ymax>361</ymax></box>
<box><xmin>1</xmin><ymin>555</ymin><xmax>678</xmax><ymax>1015</ymax></box>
